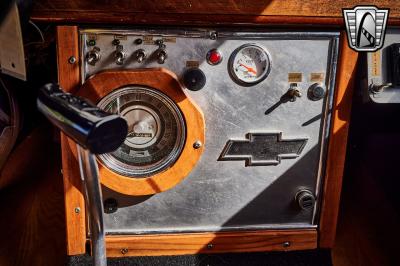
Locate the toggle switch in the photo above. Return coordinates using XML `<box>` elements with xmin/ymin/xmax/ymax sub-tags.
<box><xmin>284</xmin><ymin>83</ymin><xmax>302</xmax><ymax>102</ymax></box>
<box><xmin>134</xmin><ymin>49</ymin><xmax>146</xmax><ymax>63</ymax></box>
<box><xmin>86</xmin><ymin>47</ymin><xmax>101</xmax><ymax>66</ymax></box>
<box><xmin>115</xmin><ymin>45</ymin><xmax>126</xmax><ymax>65</ymax></box>
<box><xmin>157</xmin><ymin>49</ymin><xmax>167</xmax><ymax>64</ymax></box>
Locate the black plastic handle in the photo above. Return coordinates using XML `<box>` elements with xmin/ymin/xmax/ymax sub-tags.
<box><xmin>37</xmin><ymin>83</ymin><xmax>127</xmax><ymax>154</ymax></box>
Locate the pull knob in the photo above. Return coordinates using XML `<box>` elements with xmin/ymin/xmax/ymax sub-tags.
<box><xmin>157</xmin><ymin>49</ymin><xmax>167</xmax><ymax>64</ymax></box>
<box><xmin>370</xmin><ymin>83</ymin><xmax>392</xmax><ymax>93</ymax></box>
<box><xmin>183</xmin><ymin>68</ymin><xmax>206</xmax><ymax>91</ymax></box>
<box><xmin>135</xmin><ymin>49</ymin><xmax>146</xmax><ymax>63</ymax></box>
<box><xmin>308</xmin><ymin>83</ymin><xmax>326</xmax><ymax>101</ymax></box>
<box><xmin>115</xmin><ymin>45</ymin><xmax>126</xmax><ymax>65</ymax></box>
<box><xmin>86</xmin><ymin>47</ymin><xmax>101</xmax><ymax>66</ymax></box>
<box><xmin>295</xmin><ymin>189</ymin><xmax>316</xmax><ymax>210</ymax></box>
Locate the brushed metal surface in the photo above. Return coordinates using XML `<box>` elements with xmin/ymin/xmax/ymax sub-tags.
<box><xmin>80</xmin><ymin>28</ymin><xmax>339</xmax><ymax>234</ymax></box>
<box><xmin>368</xmin><ymin>28</ymin><xmax>400</xmax><ymax>103</ymax></box>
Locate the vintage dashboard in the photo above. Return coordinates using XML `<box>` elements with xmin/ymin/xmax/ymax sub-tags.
<box><xmin>79</xmin><ymin>28</ymin><xmax>338</xmax><ymax>234</ymax></box>
<box><xmin>51</xmin><ymin>25</ymin><xmax>356</xmax><ymax>258</ymax></box>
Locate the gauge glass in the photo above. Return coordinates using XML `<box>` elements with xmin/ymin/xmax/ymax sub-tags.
<box><xmin>229</xmin><ymin>44</ymin><xmax>271</xmax><ymax>85</ymax></box>
<box><xmin>97</xmin><ymin>86</ymin><xmax>186</xmax><ymax>177</ymax></box>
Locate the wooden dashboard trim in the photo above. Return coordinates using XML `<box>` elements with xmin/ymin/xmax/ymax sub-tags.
<box><xmin>57</xmin><ymin>26</ymin><xmax>87</xmax><ymax>255</ymax></box>
<box><xmin>318</xmin><ymin>32</ymin><xmax>358</xmax><ymax>248</ymax></box>
<box><xmin>32</xmin><ymin>0</ymin><xmax>400</xmax><ymax>26</ymax></box>
<box><xmin>76</xmin><ymin>69</ymin><xmax>205</xmax><ymax>196</ymax></box>
<box><xmin>104</xmin><ymin>229</ymin><xmax>317</xmax><ymax>257</ymax></box>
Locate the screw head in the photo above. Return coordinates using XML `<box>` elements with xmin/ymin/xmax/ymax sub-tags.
<box><xmin>207</xmin><ymin>243</ymin><xmax>213</xmax><ymax>249</ymax></box>
<box><xmin>121</xmin><ymin>248</ymin><xmax>128</xmax><ymax>255</ymax></box>
<box><xmin>209</xmin><ymin>31</ymin><xmax>217</xmax><ymax>40</ymax></box>
<box><xmin>74</xmin><ymin>207</ymin><xmax>80</xmax><ymax>214</ymax></box>
<box><xmin>283</xmin><ymin>241</ymin><xmax>290</xmax><ymax>248</ymax></box>
<box><xmin>68</xmin><ymin>56</ymin><xmax>76</xmax><ymax>64</ymax></box>
<box><xmin>193</xmin><ymin>140</ymin><xmax>202</xmax><ymax>149</ymax></box>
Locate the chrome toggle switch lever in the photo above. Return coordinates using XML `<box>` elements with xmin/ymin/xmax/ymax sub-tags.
<box><xmin>86</xmin><ymin>47</ymin><xmax>101</xmax><ymax>66</ymax></box>
<box><xmin>285</xmin><ymin>84</ymin><xmax>302</xmax><ymax>102</ymax></box>
<box><xmin>135</xmin><ymin>49</ymin><xmax>146</xmax><ymax>63</ymax></box>
<box><xmin>370</xmin><ymin>83</ymin><xmax>392</xmax><ymax>93</ymax></box>
<box><xmin>157</xmin><ymin>49</ymin><xmax>167</xmax><ymax>64</ymax></box>
<box><xmin>115</xmin><ymin>45</ymin><xmax>126</xmax><ymax>65</ymax></box>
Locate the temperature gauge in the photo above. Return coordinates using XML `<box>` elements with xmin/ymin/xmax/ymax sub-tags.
<box><xmin>229</xmin><ymin>44</ymin><xmax>271</xmax><ymax>85</ymax></box>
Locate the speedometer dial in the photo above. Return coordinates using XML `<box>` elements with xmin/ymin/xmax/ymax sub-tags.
<box><xmin>229</xmin><ymin>44</ymin><xmax>271</xmax><ymax>85</ymax></box>
<box><xmin>97</xmin><ymin>86</ymin><xmax>186</xmax><ymax>177</ymax></box>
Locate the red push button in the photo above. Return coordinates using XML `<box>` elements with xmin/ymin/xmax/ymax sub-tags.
<box><xmin>206</xmin><ymin>49</ymin><xmax>223</xmax><ymax>65</ymax></box>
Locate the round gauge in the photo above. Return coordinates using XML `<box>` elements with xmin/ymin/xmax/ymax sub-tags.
<box><xmin>97</xmin><ymin>86</ymin><xmax>186</xmax><ymax>177</ymax></box>
<box><xmin>229</xmin><ymin>44</ymin><xmax>271</xmax><ymax>85</ymax></box>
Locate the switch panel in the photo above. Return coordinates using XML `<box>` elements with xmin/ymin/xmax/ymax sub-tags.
<box><xmin>79</xmin><ymin>28</ymin><xmax>339</xmax><ymax>235</ymax></box>
<box><xmin>368</xmin><ymin>29</ymin><xmax>400</xmax><ymax>103</ymax></box>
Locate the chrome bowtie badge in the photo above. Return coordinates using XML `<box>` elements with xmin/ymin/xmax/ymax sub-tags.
<box><xmin>343</xmin><ymin>6</ymin><xmax>389</xmax><ymax>52</ymax></box>
<box><xmin>219</xmin><ymin>133</ymin><xmax>308</xmax><ymax>166</ymax></box>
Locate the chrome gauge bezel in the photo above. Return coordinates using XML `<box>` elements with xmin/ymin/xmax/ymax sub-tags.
<box><xmin>228</xmin><ymin>43</ymin><xmax>272</xmax><ymax>86</ymax></box>
<box><xmin>97</xmin><ymin>86</ymin><xmax>186</xmax><ymax>178</ymax></box>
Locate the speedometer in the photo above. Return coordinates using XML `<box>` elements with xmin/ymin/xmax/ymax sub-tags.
<box><xmin>97</xmin><ymin>86</ymin><xmax>186</xmax><ymax>177</ymax></box>
<box><xmin>229</xmin><ymin>44</ymin><xmax>271</xmax><ymax>85</ymax></box>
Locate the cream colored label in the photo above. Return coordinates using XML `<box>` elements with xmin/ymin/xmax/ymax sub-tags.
<box><xmin>310</xmin><ymin>73</ymin><xmax>325</xmax><ymax>82</ymax></box>
<box><xmin>114</xmin><ymin>35</ymin><xmax>127</xmax><ymax>40</ymax></box>
<box><xmin>371</xmin><ymin>50</ymin><xmax>381</xmax><ymax>76</ymax></box>
<box><xmin>143</xmin><ymin>35</ymin><xmax>154</xmax><ymax>44</ymax></box>
<box><xmin>288</xmin><ymin>73</ymin><xmax>302</xmax><ymax>82</ymax></box>
<box><xmin>186</xmin><ymin>60</ymin><xmax>200</xmax><ymax>68</ymax></box>
<box><xmin>162</xmin><ymin>37</ymin><xmax>177</xmax><ymax>43</ymax></box>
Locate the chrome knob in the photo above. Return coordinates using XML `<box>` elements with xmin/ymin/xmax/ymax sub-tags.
<box><xmin>86</xmin><ymin>47</ymin><xmax>101</xmax><ymax>66</ymax></box>
<box><xmin>157</xmin><ymin>49</ymin><xmax>167</xmax><ymax>64</ymax></box>
<box><xmin>135</xmin><ymin>49</ymin><xmax>146</xmax><ymax>63</ymax></box>
<box><xmin>308</xmin><ymin>83</ymin><xmax>326</xmax><ymax>101</ymax></box>
<box><xmin>295</xmin><ymin>189</ymin><xmax>316</xmax><ymax>210</ymax></box>
<box><xmin>115</xmin><ymin>45</ymin><xmax>126</xmax><ymax>65</ymax></box>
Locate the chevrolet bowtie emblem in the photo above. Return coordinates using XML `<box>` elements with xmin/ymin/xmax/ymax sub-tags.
<box><xmin>219</xmin><ymin>133</ymin><xmax>308</xmax><ymax>166</ymax></box>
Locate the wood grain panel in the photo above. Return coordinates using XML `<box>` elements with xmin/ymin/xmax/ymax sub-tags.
<box><xmin>73</xmin><ymin>69</ymin><xmax>205</xmax><ymax>195</ymax></box>
<box><xmin>318</xmin><ymin>32</ymin><xmax>358</xmax><ymax>248</ymax></box>
<box><xmin>105</xmin><ymin>229</ymin><xmax>317</xmax><ymax>257</ymax></box>
<box><xmin>31</xmin><ymin>0</ymin><xmax>400</xmax><ymax>25</ymax></box>
<box><xmin>57</xmin><ymin>26</ymin><xmax>87</xmax><ymax>255</ymax></box>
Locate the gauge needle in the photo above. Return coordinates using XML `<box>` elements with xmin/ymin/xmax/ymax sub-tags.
<box><xmin>239</xmin><ymin>63</ymin><xmax>257</xmax><ymax>75</ymax></box>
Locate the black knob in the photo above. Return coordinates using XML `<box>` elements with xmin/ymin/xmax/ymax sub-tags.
<box><xmin>183</xmin><ymin>68</ymin><xmax>206</xmax><ymax>91</ymax></box>
<box><xmin>307</xmin><ymin>83</ymin><xmax>326</xmax><ymax>101</ymax></box>
<box><xmin>104</xmin><ymin>198</ymin><xmax>118</xmax><ymax>214</ymax></box>
<box><xmin>295</xmin><ymin>189</ymin><xmax>316</xmax><ymax>210</ymax></box>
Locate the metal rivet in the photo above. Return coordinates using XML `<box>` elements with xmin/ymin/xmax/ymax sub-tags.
<box><xmin>68</xmin><ymin>56</ymin><xmax>76</xmax><ymax>64</ymax></box>
<box><xmin>121</xmin><ymin>248</ymin><xmax>128</xmax><ymax>255</ymax></box>
<box><xmin>193</xmin><ymin>140</ymin><xmax>202</xmax><ymax>149</ymax></box>
<box><xmin>74</xmin><ymin>207</ymin><xmax>80</xmax><ymax>214</ymax></box>
<box><xmin>207</xmin><ymin>243</ymin><xmax>213</xmax><ymax>249</ymax></box>
<box><xmin>283</xmin><ymin>241</ymin><xmax>290</xmax><ymax>248</ymax></box>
